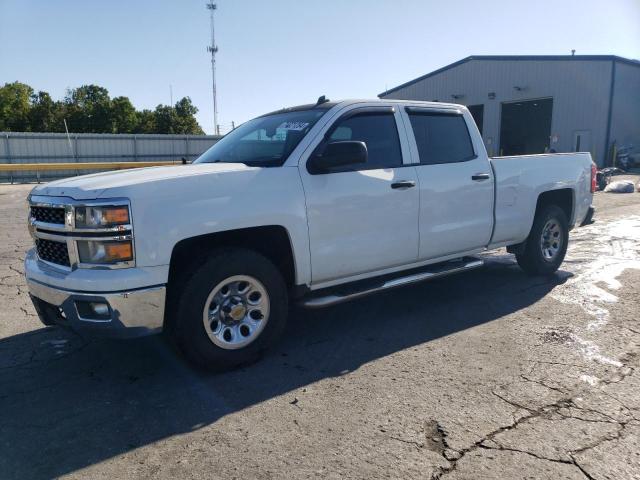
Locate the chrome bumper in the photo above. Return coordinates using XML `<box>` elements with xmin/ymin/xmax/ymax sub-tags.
<box><xmin>27</xmin><ymin>278</ymin><xmax>166</xmax><ymax>338</ymax></box>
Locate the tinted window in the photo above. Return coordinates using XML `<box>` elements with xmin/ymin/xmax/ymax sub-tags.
<box><xmin>327</xmin><ymin>113</ymin><xmax>402</xmax><ymax>169</ymax></box>
<box><xmin>407</xmin><ymin>112</ymin><xmax>475</xmax><ymax>165</ymax></box>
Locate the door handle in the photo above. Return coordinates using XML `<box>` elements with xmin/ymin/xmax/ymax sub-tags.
<box><xmin>471</xmin><ymin>173</ymin><xmax>490</xmax><ymax>181</ymax></box>
<box><xmin>391</xmin><ymin>180</ymin><xmax>416</xmax><ymax>189</ymax></box>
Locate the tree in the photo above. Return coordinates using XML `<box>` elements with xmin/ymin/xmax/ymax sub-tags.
<box><xmin>0</xmin><ymin>81</ymin><xmax>206</xmax><ymax>134</ymax></box>
<box><xmin>153</xmin><ymin>104</ymin><xmax>179</xmax><ymax>134</ymax></box>
<box><xmin>134</xmin><ymin>109</ymin><xmax>156</xmax><ymax>134</ymax></box>
<box><xmin>0</xmin><ymin>81</ymin><xmax>33</xmax><ymax>131</ymax></box>
<box><xmin>64</xmin><ymin>85</ymin><xmax>113</xmax><ymax>133</ymax></box>
<box><xmin>111</xmin><ymin>96</ymin><xmax>137</xmax><ymax>133</ymax></box>
<box><xmin>174</xmin><ymin>97</ymin><xmax>204</xmax><ymax>134</ymax></box>
<box><xmin>29</xmin><ymin>91</ymin><xmax>63</xmax><ymax>132</ymax></box>
<box><xmin>152</xmin><ymin>98</ymin><xmax>204</xmax><ymax>134</ymax></box>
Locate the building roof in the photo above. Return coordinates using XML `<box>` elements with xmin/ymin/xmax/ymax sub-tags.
<box><xmin>379</xmin><ymin>55</ymin><xmax>640</xmax><ymax>97</ymax></box>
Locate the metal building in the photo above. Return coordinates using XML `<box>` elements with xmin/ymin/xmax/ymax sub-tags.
<box><xmin>379</xmin><ymin>55</ymin><xmax>640</xmax><ymax>166</ymax></box>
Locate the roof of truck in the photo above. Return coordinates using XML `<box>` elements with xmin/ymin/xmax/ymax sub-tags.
<box><xmin>261</xmin><ymin>100</ymin><xmax>340</xmax><ymax>117</ymax></box>
<box><xmin>339</xmin><ymin>98</ymin><xmax>464</xmax><ymax>109</ymax></box>
<box><xmin>262</xmin><ymin>98</ymin><xmax>465</xmax><ymax>116</ymax></box>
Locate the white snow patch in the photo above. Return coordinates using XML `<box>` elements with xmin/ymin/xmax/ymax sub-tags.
<box><xmin>551</xmin><ymin>216</ymin><xmax>640</xmax><ymax>331</ymax></box>
<box><xmin>580</xmin><ymin>375</ymin><xmax>600</xmax><ymax>386</ymax></box>
<box><xmin>569</xmin><ymin>333</ymin><xmax>623</xmax><ymax>367</ymax></box>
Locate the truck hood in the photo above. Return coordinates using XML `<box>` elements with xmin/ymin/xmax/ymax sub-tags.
<box><xmin>30</xmin><ymin>163</ymin><xmax>252</xmax><ymax>200</ymax></box>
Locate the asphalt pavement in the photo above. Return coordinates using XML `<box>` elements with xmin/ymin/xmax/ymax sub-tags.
<box><xmin>1</xmin><ymin>180</ymin><xmax>639</xmax><ymax>479</ymax></box>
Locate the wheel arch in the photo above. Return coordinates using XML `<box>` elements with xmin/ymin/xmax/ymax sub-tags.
<box><xmin>168</xmin><ymin>225</ymin><xmax>297</xmax><ymax>287</ymax></box>
<box><xmin>534</xmin><ymin>188</ymin><xmax>575</xmax><ymax>227</ymax></box>
<box><xmin>507</xmin><ymin>187</ymin><xmax>575</xmax><ymax>255</ymax></box>
<box><xmin>164</xmin><ymin>226</ymin><xmax>297</xmax><ymax>331</ymax></box>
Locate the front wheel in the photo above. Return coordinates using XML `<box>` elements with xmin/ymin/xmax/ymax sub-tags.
<box><xmin>173</xmin><ymin>248</ymin><xmax>288</xmax><ymax>371</ymax></box>
<box><xmin>516</xmin><ymin>205</ymin><xmax>569</xmax><ymax>276</ymax></box>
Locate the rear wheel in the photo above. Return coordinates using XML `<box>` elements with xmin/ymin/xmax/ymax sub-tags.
<box><xmin>516</xmin><ymin>205</ymin><xmax>568</xmax><ymax>275</ymax></box>
<box><xmin>173</xmin><ymin>248</ymin><xmax>288</xmax><ymax>371</ymax></box>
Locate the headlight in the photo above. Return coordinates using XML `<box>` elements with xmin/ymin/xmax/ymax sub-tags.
<box><xmin>77</xmin><ymin>240</ymin><xmax>133</xmax><ymax>264</ymax></box>
<box><xmin>75</xmin><ymin>206</ymin><xmax>130</xmax><ymax>228</ymax></box>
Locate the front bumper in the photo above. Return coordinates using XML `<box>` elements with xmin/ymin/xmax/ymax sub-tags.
<box><xmin>27</xmin><ymin>278</ymin><xmax>166</xmax><ymax>338</ymax></box>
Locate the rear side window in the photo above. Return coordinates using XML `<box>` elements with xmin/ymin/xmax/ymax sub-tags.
<box><xmin>326</xmin><ymin>112</ymin><xmax>402</xmax><ymax>170</ymax></box>
<box><xmin>407</xmin><ymin>111</ymin><xmax>475</xmax><ymax>165</ymax></box>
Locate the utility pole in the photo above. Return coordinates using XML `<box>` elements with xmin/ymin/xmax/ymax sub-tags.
<box><xmin>206</xmin><ymin>2</ymin><xmax>219</xmax><ymax>135</ymax></box>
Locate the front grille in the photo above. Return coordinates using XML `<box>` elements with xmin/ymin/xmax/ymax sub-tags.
<box><xmin>31</xmin><ymin>206</ymin><xmax>65</xmax><ymax>225</ymax></box>
<box><xmin>35</xmin><ymin>239</ymin><xmax>70</xmax><ymax>267</ymax></box>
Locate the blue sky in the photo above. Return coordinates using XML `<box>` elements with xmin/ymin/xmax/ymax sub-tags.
<box><xmin>1</xmin><ymin>0</ymin><xmax>639</xmax><ymax>134</ymax></box>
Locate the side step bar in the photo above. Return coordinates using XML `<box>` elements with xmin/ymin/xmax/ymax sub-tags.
<box><xmin>300</xmin><ymin>257</ymin><xmax>484</xmax><ymax>308</ymax></box>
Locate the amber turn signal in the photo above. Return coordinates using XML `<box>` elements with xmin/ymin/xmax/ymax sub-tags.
<box><xmin>103</xmin><ymin>206</ymin><xmax>130</xmax><ymax>225</ymax></box>
<box><xmin>105</xmin><ymin>241</ymin><xmax>133</xmax><ymax>261</ymax></box>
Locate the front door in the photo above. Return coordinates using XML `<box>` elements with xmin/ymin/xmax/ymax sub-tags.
<box><xmin>299</xmin><ymin>107</ymin><xmax>420</xmax><ymax>285</ymax></box>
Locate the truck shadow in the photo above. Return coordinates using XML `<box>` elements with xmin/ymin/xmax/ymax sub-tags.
<box><xmin>0</xmin><ymin>257</ymin><xmax>571</xmax><ymax>479</ymax></box>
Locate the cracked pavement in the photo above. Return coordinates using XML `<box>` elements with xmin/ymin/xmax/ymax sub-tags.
<box><xmin>1</xmin><ymin>180</ymin><xmax>639</xmax><ymax>479</ymax></box>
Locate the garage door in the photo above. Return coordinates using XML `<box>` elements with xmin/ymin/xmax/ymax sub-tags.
<box><xmin>499</xmin><ymin>98</ymin><xmax>553</xmax><ymax>156</ymax></box>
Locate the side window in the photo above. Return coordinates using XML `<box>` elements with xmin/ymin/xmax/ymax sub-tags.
<box><xmin>407</xmin><ymin>112</ymin><xmax>476</xmax><ymax>165</ymax></box>
<box><xmin>326</xmin><ymin>112</ymin><xmax>403</xmax><ymax>170</ymax></box>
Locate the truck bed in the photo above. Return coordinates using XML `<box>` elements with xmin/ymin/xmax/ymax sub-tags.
<box><xmin>489</xmin><ymin>152</ymin><xmax>593</xmax><ymax>248</ymax></box>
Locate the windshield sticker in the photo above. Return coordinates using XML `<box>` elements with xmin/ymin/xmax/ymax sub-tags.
<box><xmin>278</xmin><ymin>121</ymin><xmax>309</xmax><ymax>131</ymax></box>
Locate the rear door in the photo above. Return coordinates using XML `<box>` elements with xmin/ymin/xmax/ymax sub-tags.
<box><xmin>401</xmin><ymin>107</ymin><xmax>494</xmax><ymax>260</ymax></box>
<box><xmin>299</xmin><ymin>105</ymin><xmax>420</xmax><ymax>285</ymax></box>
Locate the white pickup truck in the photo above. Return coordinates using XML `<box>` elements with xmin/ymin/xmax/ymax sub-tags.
<box><xmin>25</xmin><ymin>98</ymin><xmax>596</xmax><ymax>370</ymax></box>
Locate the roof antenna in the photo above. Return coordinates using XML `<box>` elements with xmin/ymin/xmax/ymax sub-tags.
<box><xmin>316</xmin><ymin>95</ymin><xmax>329</xmax><ymax>105</ymax></box>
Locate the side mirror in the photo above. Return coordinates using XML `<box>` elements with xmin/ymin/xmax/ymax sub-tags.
<box><xmin>309</xmin><ymin>141</ymin><xmax>368</xmax><ymax>173</ymax></box>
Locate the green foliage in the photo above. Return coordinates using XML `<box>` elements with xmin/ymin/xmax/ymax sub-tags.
<box><xmin>111</xmin><ymin>96</ymin><xmax>138</xmax><ymax>133</ymax></box>
<box><xmin>64</xmin><ymin>85</ymin><xmax>113</xmax><ymax>133</ymax></box>
<box><xmin>0</xmin><ymin>81</ymin><xmax>34</xmax><ymax>131</ymax></box>
<box><xmin>0</xmin><ymin>82</ymin><xmax>205</xmax><ymax>134</ymax></box>
<box><xmin>134</xmin><ymin>109</ymin><xmax>156</xmax><ymax>134</ymax></box>
<box><xmin>29</xmin><ymin>91</ymin><xmax>64</xmax><ymax>133</ymax></box>
<box><xmin>175</xmin><ymin>97</ymin><xmax>204</xmax><ymax>134</ymax></box>
<box><xmin>153</xmin><ymin>104</ymin><xmax>179</xmax><ymax>134</ymax></box>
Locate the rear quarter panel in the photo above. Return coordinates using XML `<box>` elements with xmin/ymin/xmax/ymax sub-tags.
<box><xmin>489</xmin><ymin>152</ymin><xmax>593</xmax><ymax>247</ymax></box>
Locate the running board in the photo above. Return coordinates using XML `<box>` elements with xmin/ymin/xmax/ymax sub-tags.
<box><xmin>300</xmin><ymin>257</ymin><xmax>484</xmax><ymax>308</ymax></box>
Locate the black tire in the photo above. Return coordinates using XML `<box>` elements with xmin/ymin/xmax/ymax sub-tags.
<box><xmin>516</xmin><ymin>205</ymin><xmax>569</xmax><ymax>276</ymax></box>
<box><xmin>173</xmin><ymin>247</ymin><xmax>288</xmax><ymax>372</ymax></box>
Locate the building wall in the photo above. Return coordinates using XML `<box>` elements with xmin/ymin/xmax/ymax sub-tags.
<box><xmin>380</xmin><ymin>59</ymin><xmax>614</xmax><ymax>165</ymax></box>
<box><xmin>609</xmin><ymin>61</ymin><xmax>640</xmax><ymax>157</ymax></box>
<box><xmin>0</xmin><ymin>132</ymin><xmax>220</xmax><ymax>182</ymax></box>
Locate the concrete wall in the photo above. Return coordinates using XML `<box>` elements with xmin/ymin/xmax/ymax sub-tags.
<box><xmin>0</xmin><ymin>132</ymin><xmax>221</xmax><ymax>182</ymax></box>
<box><xmin>609</xmin><ymin>61</ymin><xmax>640</xmax><ymax>156</ymax></box>
<box><xmin>380</xmin><ymin>58</ymin><xmax>614</xmax><ymax>165</ymax></box>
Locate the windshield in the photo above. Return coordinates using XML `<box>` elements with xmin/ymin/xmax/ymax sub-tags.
<box><xmin>194</xmin><ymin>109</ymin><xmax>328</xmax><ymax>167</ymax></box>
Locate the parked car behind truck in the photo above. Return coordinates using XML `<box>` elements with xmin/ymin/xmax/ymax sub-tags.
<box><xmin>25</xmin><ymin>98</ymin><xmax>596</xmax><ymax>371</ymax></box>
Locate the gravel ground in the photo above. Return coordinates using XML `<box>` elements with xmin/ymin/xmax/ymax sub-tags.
<box><xmin>1</xmin><ymin>179</ymin><xmax>639</xmax><ymax>480</ymax></box>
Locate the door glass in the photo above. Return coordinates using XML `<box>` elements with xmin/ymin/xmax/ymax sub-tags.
<box><xmin>327</xmin><ymin>113</ymin><xmax>402</xmax><ymax>170</ymax></box>
<box><xmin>407</xmin><ymin>112</ymin><xmax>475</xmax><ymax>165</ymax></box>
